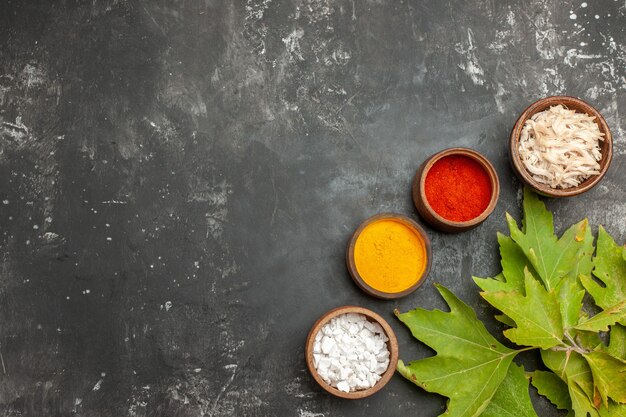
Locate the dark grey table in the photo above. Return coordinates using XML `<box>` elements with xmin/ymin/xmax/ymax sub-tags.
<box><xmin>0</xmin><ymin>1</ymin><xmax>624</xmax><ymax>416</ymax></box>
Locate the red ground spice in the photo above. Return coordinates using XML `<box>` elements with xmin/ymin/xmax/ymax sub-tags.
<box><xmin>424</xmin><ymin>155</ymin><xmax>492</xmax><ymax>222</ymax></box>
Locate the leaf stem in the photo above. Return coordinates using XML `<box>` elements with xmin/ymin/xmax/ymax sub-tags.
<box><xmin>564</xmin><ymin>332</ymin><xmax>577</xmax><ymax>347</ymax></box>
<box><xmin>564</xmin><ymin>332</ymin><xmax>590</xmax><ymax>354</ymax></box>
<box><xmin>550</xmin><ymin>333</ymin><xmax>590</xmax><ymax>355</ymax></box>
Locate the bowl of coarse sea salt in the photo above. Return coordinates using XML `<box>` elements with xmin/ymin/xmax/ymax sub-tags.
<box><xmin>305</xmin><ymin>306</ymin><xmax>399</xmax><ymax>399</ymax></box>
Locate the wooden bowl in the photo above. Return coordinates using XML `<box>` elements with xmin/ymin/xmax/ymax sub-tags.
<box><xmin>346</xmin><ymin>213</ymin><xmax>431</xmax><ymax>299</ymax></box>
<box><xmin>305</xmin><ymin>305</ymin><xmax>399</xmax><ymax>399</ymax></box>
<box><xmin>412</xmin><ymin>148</ymin><xmax>500</xmax><ymax>233</ymax></box>
<box><xmin>509</xmin><ymin>96</ymin><xmax>613</xmax><ymax>197</ymax></box>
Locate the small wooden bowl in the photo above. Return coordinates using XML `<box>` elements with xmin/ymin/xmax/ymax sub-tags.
<box><xmin>305</xmin><ymin>305</ymin><xmax>399</xmax><ymax>399</ymax></box>
<box><xmin>510</xmin><ymin>96</ymin><xmax>613</xmax><ymax>198</ymax></box>
<box><xmin>346</xmin><ymin>213</ymin><xmax>431</xmax><ymax>299</ymax></box>
<box><xmin>412</xmin><ymin>148</ymin><xmax>500</xmax><ymax>233</ymax></box>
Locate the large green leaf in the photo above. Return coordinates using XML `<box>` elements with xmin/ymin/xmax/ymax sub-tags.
<box><xmin>507</xmin><ymin>188</ymin><xmax>588</xmax><ymax>291</ymax></box>
<box><xmin>475</xmin><ymin>190</ymin><xmax>591</xmax><ymax>333</ymax></box>
<box><xmin>531</xmin><ymin>370</ymin><xmax>571</xmax><ymax>410</ymax></box>
<box><xmin>480</xmin><ymin>269</ymin><xmax>563</xmax><ymax>349</ymax></box>
<box><xmin>575</xmin><ymin>301</ymin><xmax>626</xmax><ymax>332</ymax></box>
<box><xmin>473</xmin><ymin>235</ymin><xmax>531</xmax><ymax>328</ymax></box>
<box><xmin>481</xmin><ymin>363</ymin><xmax>538</xmax><ymax>417</ymax></box>
<box><xmin>582</xmin><ymin>227</ymin><xmax>626</xmax><ymax>311</ymax></box>
<box><xmin>401</xmin><ymin>190</ymin><xmax>626</xmax><ymax>417</ymax></box>
<box><xmin>559</xmin><ymin>222</ymin><xmax>594</xmax><ymax>329</ymax></box>
<box><xmin>396</xmin><ymin>285</ymin><xmax>520</xmax><ymax>417</ymax></box>
<box><xmin>542</xmin><ymin>349</ymin><xmax>599</xmax><ymax>416</ymax></box>
<box><xmin>584</xmin><ymin>351</ymin><xmax>626</xmax><ymax>406</ymax></box>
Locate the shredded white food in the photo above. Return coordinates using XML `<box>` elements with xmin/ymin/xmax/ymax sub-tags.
<box><xmin>518</xmin><ymin>104</ymin><xmax>604</xmax><ymax>189</ymax></box>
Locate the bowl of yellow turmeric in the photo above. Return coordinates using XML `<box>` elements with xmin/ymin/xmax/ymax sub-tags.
<box><xmin>346</xmin><ymin>213</ymin><xmax>431</xmax><ymax>299</ymax></box>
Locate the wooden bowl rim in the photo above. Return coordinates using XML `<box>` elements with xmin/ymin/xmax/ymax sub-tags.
<box><xmin>305</xmin><ymin>305</ymin><xmax>399</xmax><ymax>399</ymax></box>
<box><xmin>509</xmin><ymin>95</ymin><xmax>613</xmax><ymax>198</ymax></box>
<box><xmin>346</xmin><ymin>213</ymin><xmax>431</xmax><ymax>300</ymax></box>
<box><xmin>415</xmin><ymin>147</ymin><xmax>500</xmax><ymax>228</ymax></box>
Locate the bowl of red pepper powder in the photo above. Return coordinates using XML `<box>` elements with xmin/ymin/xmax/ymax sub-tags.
<box><xmin>412</xmin><ymin>148</ymin><xmax>500</xmax><ymax>233</ymax></box>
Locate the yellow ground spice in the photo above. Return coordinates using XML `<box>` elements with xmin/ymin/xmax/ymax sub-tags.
<box><xmin>354</xmin><ymin>219</ymin><xmax>427</xmax><ymax>293</ymax></box>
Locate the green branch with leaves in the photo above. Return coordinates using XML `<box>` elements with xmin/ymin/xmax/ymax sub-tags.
<box><xmin>396</xmin><ymin>188</ymin><xmax>626</xmax><ymax>417</ymax></box>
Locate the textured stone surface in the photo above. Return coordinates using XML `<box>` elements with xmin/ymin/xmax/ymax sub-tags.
<box><xmin>0</xmin><ymin>0</ymin><xmax>624</xmax><ymax>416</ymax></box>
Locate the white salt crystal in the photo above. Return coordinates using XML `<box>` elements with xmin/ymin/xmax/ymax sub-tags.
<box><xmin>317</xmin><ymin>357</ymin><xmax>331</xmax><ymax>380</ymax></box>
<box><xmin>376</xmin><ymin>359</ymin><xmax>390</xmax><ymax>375</ymax></box>
<box><xmin>359</xmin><ymin>327</ymin><xmax>373</xmax><ymax>338</ymax></box>
<box><xmin>346</xmin><ymin>313</ymin><xmax>364</xmax><ymax>323</ymax></box>
<box><xmin>321</xmin><ymin>336</ymin><xmax>335</xmax><ymax>354</ymax></box>
<box><xmin>373</xmin><ymin>339</ymin><xmax>385</xmax><ymax>351</ymax></box>
<box><xmin>376</xmin><ymin>350</ymin><xmax>390</xmax><ymax>361</ymax></box>
<box><xmin>363</xmin><ymin>321</ymin><xmax>377</xmax><ymax>332</ymax></box>
<box><xmin>367</xmin><ymin>373</ymin><xmax>378</xmax><ymax>387</ymax></box>
<box><xmin>313</xmin><ymin>353</ymin><xmax>321</xmax><ymax>367</ymax></box>
<box><xmin>336</xmin><ymin>381</ymin><xmax>350</xmax><ymax>392</ymax></box>
<box><xmin>374</xmin><ymin>361</ymin><xmax>386</xmax><ymax>374</ymax></box>
<box><xmin>356</xmin><ymin>379</ymin><xmax>370</xmax><ymax>390</ymax></box>
<box><xmin>369</xmin><ymin>358</ymin><xmax>377</xmax><ymax>372</ymax></box>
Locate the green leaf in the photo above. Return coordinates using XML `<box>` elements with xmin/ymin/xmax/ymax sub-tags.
<box><xmin>482</xmin><ymin>363</ymin><xmax>538</xmax><ymax>417</ymax></box>
<box><xmin>474</xmin><ymin>234</ymin><xmax>532</xmax><ymax>294</ymax></box>
<box><xmin>608</xmin><ymin>324</ymin><xmax>626</xmax><ymax>360</ymax></box>
<box><xmin>575</xmin><ymin>330</ymin><xmax>604</xmax><ymax>351</ymax></box>
<box><xmin>498</xmin><ymin>233</ymin><xmax>534</xmax><ymax>292</ymax></box>
<box><xmin>474</xmin><ymin>272</ymin><xmax>514</xmax><ymax>293</ymax></box>
<box><xmin>531</xmin><ymin>370</ymin><xmax>571</xmax><ymax>410</ymax></box>
<box><xmin>495</xmin><ymin>314</ymin><xmax>516</xmax><ymax>327</ymax></box>
<box><xmin>599</xmin><ymin>401</ymin><xmax>626</xmax><ymax>417</ymax></box>
<box><xmin>559</xmin><ymin>278</ymin><xmax>586</xmax><ymax>330</ymax></box>
<box><xmin>558</xmin><ymin>222</ymin><xmax>593</xmax><ymax>329</ymax></box>
<box><xmin>402</xmin><ymin>190</ymin><xmax>626</xmax><ymax>417</ymax></box>
<box><xmin>396</xmin><ymin>285</ymin><xmax>520</xmax><ymax>417</ymax></box>
<box><xmin>570</xmin><ymin>220</ymin><xmax>596</xmax><ymax>279</ymax></box>
<box><xmin>473</xmin><ymin>234</ymin><xmax>533</xmax><ymax>326</ymax></box>
<box><xmin>480</xmin><ymin>269</ymin><xmax>563</xmax><ymax>349</ymax></box>
<box><xmin>582</xmin><ymin>227</ymin><xmax>626</xmax><ymax>310</ymax></box>
<box><xmin>575</xmin><ymin>301</ymin><xmax>626</xmax><ymax>332</ymax></box>
<box><xmin>570</xmin><ymin>381</ymin><xmax>601</xmax><ymax>417</ymax></box>
<box><xmin>542</xmin><ymin>349</ymin><xmax>598</xmax><ymax>410</ymax></box>
<box><xmin>584</xmin><ymin>351</ymin><xmax>626</xmax><ymax>406</ymax></box>
<box><xmin>507</xmin><ymin>188</ymin><xmax>589</xmax><ymax>291</ymax></box>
